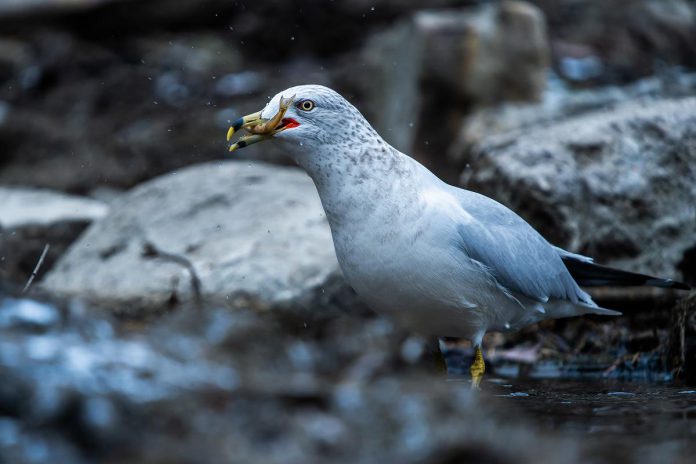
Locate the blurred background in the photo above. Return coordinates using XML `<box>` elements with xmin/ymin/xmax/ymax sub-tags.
<box><xmin>1</xmin><ymin>0</ymin><xmax>696</xmax><ymax>463</ymax></box>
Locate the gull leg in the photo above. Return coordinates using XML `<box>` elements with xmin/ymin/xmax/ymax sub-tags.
<box><xmin>470</xmin><ymin>345</ymin><xmax>485</xmax><ymax>389</ymax></box>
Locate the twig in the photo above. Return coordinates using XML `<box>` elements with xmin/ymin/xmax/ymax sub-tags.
<box><xmin>141</xmin><ymin>241</ymin><xmax>202</xmax><ymax>305</ymax></box>
<box><xmin>22</xmin><ymin>243</ymin><xmax>50</xmax><ymax>294</ymax></box>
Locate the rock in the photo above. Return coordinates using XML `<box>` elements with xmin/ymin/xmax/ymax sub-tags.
<box><xmin>461</xmin><ymin>97</ymin><xmax>696</xmax><ymax>284</ymax></box>
<box><xmin>422</xmin><ymin>0</ymin><xmax>549</xmax><ymax>105</ymax></box>
<box><xmin>353</xmin><ymin>1</ymin><xmax>549</xmax><ymax>175</ymax></box>
<box><xmin>450</xmin><ymin>70</ymin><xmax>696</xmax><ymax>163</ymax></box>
<box><xmin>356</xmin><ymin>19</ymin><xmax>424</xmax><ymax>157</ymax></box>
<box><xmin>0</xmin><ymin>187</ymin><xmax>108</xmax><ymax>229</ymax></box>
<box><xmin>41</xmin><ymin>161</ymin><xmax>362</xmax><ymax>317</ymax></box>
<box><xmin>534</xmin><ymin>0</ymin><xmax>696</xmax><ymax>84</ymax></box>
<box><xmin>0</xmin><ymin>187</ymin><xmax>108</xmax><ymax>286</ymax></box>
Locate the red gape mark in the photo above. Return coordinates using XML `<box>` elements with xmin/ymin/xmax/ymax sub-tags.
<box><xmin>282</xmin><ymin>118</ymin><xmax>300</xmax><ymax>129</ymax></box>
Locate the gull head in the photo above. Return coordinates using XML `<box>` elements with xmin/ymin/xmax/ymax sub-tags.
<box><xmin>226</xmin><ymin>84</ymin><xmax>375</xmax><ymax>155</ymax></box>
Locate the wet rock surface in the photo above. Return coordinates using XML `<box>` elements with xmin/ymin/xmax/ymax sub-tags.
<box><xmin>40</xmin><ymin>161</ymin><xmax>358</xmax><ymax>317</ymax></box>
<box><xmin>0</xmin><ymin>188</ymin><xmax>108</xmax><ymax>286</ymax></box>
<box><xmin>461</xmin><ymin>97</ymin><xmax>696</xmax><ymax>285</ymax></box>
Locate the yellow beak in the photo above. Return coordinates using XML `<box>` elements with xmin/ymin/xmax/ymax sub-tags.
<box><xmin>226</xmin><ymin>111</ymin><xmax>263</xmax><ymax>142</ymax></box>
<box><xmin>226</xmin><ymin>94</ymin><xmax>296</xmax><ymax>152</ymax></box>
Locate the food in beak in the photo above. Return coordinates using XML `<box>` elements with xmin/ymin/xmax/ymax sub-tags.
<box><xmin>227</xmin><ymin>94</ymin><xmax>297</xmax><ymax>152</ymax></box>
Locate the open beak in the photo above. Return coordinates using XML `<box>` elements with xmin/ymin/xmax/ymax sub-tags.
<box><xmin>226</xmin><ymin>94</ymin><xmax>298</xmax><ymax>152</ymax></box>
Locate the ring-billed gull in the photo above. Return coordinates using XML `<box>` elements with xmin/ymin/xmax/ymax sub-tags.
<box><xmin>227</xmin><ymin>84</ymin><xmax>691</xmax><ymax>388</ymax></box>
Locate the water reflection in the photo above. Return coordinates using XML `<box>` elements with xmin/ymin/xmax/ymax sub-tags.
<box><xmin>479</xmin><ymin>378</ymin><xmax>696</xmax><ymax>441</ymax></box>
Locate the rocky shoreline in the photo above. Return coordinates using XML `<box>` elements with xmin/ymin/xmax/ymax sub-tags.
<box><xmin>1</xmin><ymin>1</ymin><xmax>696</xmax><ymax>462</ymax></box>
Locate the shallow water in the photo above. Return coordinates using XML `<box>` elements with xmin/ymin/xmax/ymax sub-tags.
<box><xmin>487</xmin><ymin>379</ymin><xmax>696</xmax><ymax>437</ymax></box>
<box><xmin>445</xmin><ymin>345</ymin><xmax>696</xmax><ymax>456</ymax></box>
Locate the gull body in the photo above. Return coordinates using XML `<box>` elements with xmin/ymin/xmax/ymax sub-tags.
<box><xmin>228</xmin><ymin>84</ymin><xmax>689</xmax><ymax>386</ymax></box>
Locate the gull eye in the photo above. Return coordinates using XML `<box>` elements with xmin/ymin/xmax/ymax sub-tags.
<box><xmin>298</xmin><ymin>100</ymin><xmax>315</xmax><ymax>111</ymax></box>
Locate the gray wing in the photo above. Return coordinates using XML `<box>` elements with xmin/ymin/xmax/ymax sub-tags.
<box><xmin>451</xmin><ymin>187</ymin><xmax>593</xmax><ymax>305</ymax></box>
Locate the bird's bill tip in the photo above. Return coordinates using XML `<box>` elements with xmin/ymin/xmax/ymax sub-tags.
<box><xmin>229</xmin><ymin>133</ymin><xmax>270</xmax><ymax>152</ymax></box>
<box><xmin>226</xmin><ymin>110</ymin><xmax>264</xmax><ymax>143</ymax></box>
<box><xmin>226</xmin><ymin>95</ymin><xmax>297</xmax><ymax>152</ymax></box>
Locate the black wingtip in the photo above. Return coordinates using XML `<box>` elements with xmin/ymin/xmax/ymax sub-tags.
<box><xmin>562</xmin><ymin>257</ymin><xmax>692</xmax><ymax>291</ymax></box>
<box><xmin>645</xmin><ymin>278</ymin><xmax>692</xmax><ymax>291</ymax></box>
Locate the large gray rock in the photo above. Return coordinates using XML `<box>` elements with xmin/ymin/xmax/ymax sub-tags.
<box><xmin>354</xmin><ymin>1</ymin><xmax>549</xmax><ymax>172</ymax></box>
<box><xmin>461</xmin><ymin>97</ymin><xmax>696</xmax><ymax>284</ymax></box>
<box><xmin>450</xmin><ymin>70</ymin><xmax>696</xmax><ymax>163</ymax></box>
<box><xmin>0</xmin><ymin>187</ymin><xmax>108</xmax><ymax>286</ymax></box>
<box><xmin>42</xmin><ymin>161</ymin><xmax>355</xmax><ymax>316</ymax></box>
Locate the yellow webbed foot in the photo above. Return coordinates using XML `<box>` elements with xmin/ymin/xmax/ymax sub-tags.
<box><xmin>470</xmin><ymin>345</ymin><xmax>485</xmax><ymax>390</ymax></box>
